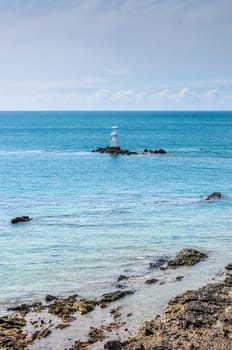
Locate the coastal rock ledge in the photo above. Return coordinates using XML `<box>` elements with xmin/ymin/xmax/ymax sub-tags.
<box><xmin>168</xmin><ymin>248</ymin><xmax>208</xmax><ymax>267</ymax></box>
<box><xmin>117</xmin><ymin>274</ymin><xmax>232</xmax><ymax>350</ymax></box>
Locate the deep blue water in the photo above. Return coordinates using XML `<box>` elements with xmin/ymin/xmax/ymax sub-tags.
<box><xmin>0</xmin><ymin>111</ymin><xmax>231</xmax><ymax>310</ymax></box>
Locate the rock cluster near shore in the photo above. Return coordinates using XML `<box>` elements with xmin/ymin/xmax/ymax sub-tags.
<box><xmin>1</xmin><ymin>250</ymin><xmax>230</xmax><ymax>350</ymax></box>
<box><xmin>93</xmin><ymin>147</ymin><xmax>167</xmax><ymax>155</ymax></box>
<box><xmin>168</xmin><ymin>248</ymin><xmax>208</xmax><ymax>267</ymax></box>
<box><xmin>121</xmin><ymin>274</ymin><xmax>232</xmax><ymax>350</ymax></box>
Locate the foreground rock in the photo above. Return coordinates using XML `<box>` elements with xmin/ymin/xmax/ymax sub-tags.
<box><xmin>122</xmin><ymin>274</ymin><xmax>232</xmax><ymax>350</ymax></box>
<box><xmin>205</xmin><ymin>192</ymin><xmax>222</xmax><ymax>200</ymax></box>
<box><xmin>11</xmin><ymin>216</ymin><xmax>33</xmax><ymax>224</ymax></box>
<box><xmin>48</xmin><ymin>295</ymin><xmax>97</xmax><ymax>320</ymax></box>
<box><xmin>0</xmin><ymin>315</ymin><xmax>27</xmax><ymax>350</ymax></box>
<box><xmin>168</xmin><ymin>248</ymin><xmax>208</xmax><ymax>267</ymax></box>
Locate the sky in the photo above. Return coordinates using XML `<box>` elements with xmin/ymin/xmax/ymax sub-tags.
<box><xmin>0</xmin><ymin>0</ymin><xmax>232</xmax><ymax>110</ymax></box>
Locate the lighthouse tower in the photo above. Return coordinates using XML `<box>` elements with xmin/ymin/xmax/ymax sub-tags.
<box><xmin>110</xmin><ymin>125</ymin><xmax>120</xmax><ymax>149</ymax></box>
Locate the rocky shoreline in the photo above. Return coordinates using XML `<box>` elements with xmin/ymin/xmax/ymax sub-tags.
<box><xmin>1</xmin><ymin>249</ymin><xmax>231</xmax><ymax>350</ymax></box>
<box><xmin>120</xmin><ymin>273</ymin><xmax>232</xmax><ymax>350</ymax></box>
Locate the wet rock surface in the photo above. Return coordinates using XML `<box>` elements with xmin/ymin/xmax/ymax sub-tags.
<box><xmin>1</xmin><ymin>258</ymin><xmax>231</xmax><ymax>350</ymax></box>
<box><xmin>104</xmin><ymin>340</ymin><xmax>124</xmax><ymax>349</ymax></box>
<box><xmin>48</xmin><ymin>295</ymin><xmax>97</xmax><ymax>319</ymax></box>
<box><xmin>100</xmin><ymin>290</ymin><xmax>134</xmax><ymax>306</ymax></box>
<box><xmin>149</xmin><ymin>257</ymin><xmax>169</xmax><ymax>270</ymax></box>
<box><xmin>11</xmin><ymin>216</ymin><xmax>33</xmax><ymax>224</ymax></box>
<box><xmin>168</xmin><ymin>249</ymin><xmax>208</xmax><ymax>267</ymax></box>
<box><xmin>145</xmin><ymin>278</ymin><xmax>159</xmax><ymax>285</ymax></box>
<box><xmin>225</xmin><ymin>263</ymin><xmax>232</xmax><ymax>270</ymax></box>
<box><xmin>123</xmin><ymin>274</ymin><xmax>232</xmax><ymax>350</ymax></box>
<box><xmin>205</xmin><ymin>191</ymin><xmax>222</xmax><ymax>200</ymax></box>
<box><xmin>0</xmin><ymin>315</ymin><xmax>27</xmax><ymax>350</ymax></box>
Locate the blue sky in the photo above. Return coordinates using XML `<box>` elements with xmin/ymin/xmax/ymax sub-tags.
<box><xmin>0</xmin><ymin>0</ymin><xmax>231</xmax><ymax>110</ymax></box>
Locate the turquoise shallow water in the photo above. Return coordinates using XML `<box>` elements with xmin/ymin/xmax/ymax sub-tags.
<box><xmin>0</xmin><ymin>111</ymin><xmax>231</xmax><ymax>311</ymax></box>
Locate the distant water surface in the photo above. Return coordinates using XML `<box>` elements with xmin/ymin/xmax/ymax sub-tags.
<box><xmin>0</xmin><ymin>111</ymin><xmax>231</xmax><ymax>311</ymax></box>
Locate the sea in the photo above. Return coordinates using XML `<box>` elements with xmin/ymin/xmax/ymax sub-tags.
<box><xmin>0</xmin><ymin>111</ymin><xmax>231</xmax><ymax>315</ymax></box>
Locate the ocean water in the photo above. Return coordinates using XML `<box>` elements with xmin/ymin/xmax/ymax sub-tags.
<box><xmin>0</xmin><ymin>111</ymin><xmax>231</xmax><ymax>313</ymax></box>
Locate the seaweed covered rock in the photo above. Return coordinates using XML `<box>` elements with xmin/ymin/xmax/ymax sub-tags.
<box><xmin>48</xmin><ymin>295</ymin><xmax>97</xmax><ymax>319</ymax></box>
<box><xmin>168</xmin><ymin>249</ymin><xmax>207</xmax><ymax>267</ymax></box>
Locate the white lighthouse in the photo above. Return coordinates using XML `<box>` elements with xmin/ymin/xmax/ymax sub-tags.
<box><xmin>110</xmin><ymin>125</ymin><xmax>120</xmax><ymax>149</ymax></box>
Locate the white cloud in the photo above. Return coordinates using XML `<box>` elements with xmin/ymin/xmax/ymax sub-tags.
<box><xmin>153</xmin><ymin>87</ymin><xmax>191</xmax><ymax>100</ymax></box>
<box><xmin>205</xmin><ymin>89</ymin><xmax>219</xmax><ymax>98</ymax></box>
<box><xmin>95</xmin><ymin>89</ymin><xmax>112</xmax><ymax>100</ymax></box>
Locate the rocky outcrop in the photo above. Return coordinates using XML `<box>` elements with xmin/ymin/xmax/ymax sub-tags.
<box><xmin>94</xmin><ymin>147</ymin><xmax>138</xmax><ymax>155</ymax></box>
<box><xmin>149</xmin><ymin>257</ymin><xmax>169</xmax><ymax>270</ymax></box>
<box><xmin>225</xmin><ymin>263</ymin><xmax>232</xmax><ymax>270</ymax></box>
<box><xmin>100</xmin><ymin>290</ymin><xmax>134</xmax><ymax>306</ymax></box>
<box><xmin>168</xmin><ymin>248</ymin><xmax>208</xmax><ymax>267</ymax></box>
<box><xmin>122</xmin><ymin>274</ymin><xmax>232</xmax><ymax>350</ymax></box>
<box><xmin>94</xmin><ymin>147</ymin><xmax>167</xmax><ymax>156</ymax></box>
<box><xmin>149</xmin><ymin>149</ymin><xmax>167</xmax><ymax>154</ymax></box>
<box><xmin>48</xmin><ymin>295</ymin><xmax>97</xmax><ymax>319</ymax></box>
<box><xmin>205</xmin><ymin>192</ymin><xmax>222</xmax><ymax>200</ymax></box>
<box><xmin>7</xmin><ymin>302</ymin><xmax>42</xmax><ymax>316</ymax></box>
<box><xmin>0</xmin><ymin>315</ymin><xmax>27</xmax><ymax>350</ymax></box>
<box><xmin>11</xmin><ymin>216</ymin><xmax>33</xmax><ymax>224</ymax></box>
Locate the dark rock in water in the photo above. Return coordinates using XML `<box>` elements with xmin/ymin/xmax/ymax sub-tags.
<box><xmin>145</xmin><ymin>278</ymin><xmax>159</xmax><ymax>285</ymax></box>
<box><xmin>95</xmin><ymin>147</ymin><xmax>137</xmax><ymax>156</ymax></box>
<box><xmin>11</xmin><ymin>216</ymin><xmax>33</xmax><ymax>224</ymax></box>
<box><xmin>168</xmin><ymin>249</ymin><xmax>207</xmax><ymax>267</ymax></box>
<box><xmin>149</xmin><ymin>257</ymin><xmax>169</xmax><ymax>270</ymax></box>
<box><xmin>48</xmin><ymin>295</ymin><xmax>96</xmax><ymax>318</ymax></box>
<box><xmin>7</xmin><ymin>302</ymin><xmax>42</xmax><ymax>313</ymax></box>
<box><xmin>150</xmin><ymin>149</ymin><xmax>167</xmax><ymax>154</ymax></box>
<box><xmin>205</xmin><ymin>192</ymin><xmax>222</xmax><ymax>200</ymax></box>
<box><xmin>104</xmin><ymin>340</ymin><xmax>124</xmax><ymax>350</ymax></box>
<box><xmin>45</xmin><ymin>295</ymin><xmax>58</xmax><ymax>302</ymax></box>
<box><xmin>176</xmin><ymin>275</ymin><xmax>184</xmax><ymax>281</ymax></box>
<box><xmin>100</xmin><ymin>290</ymin><xmax>134</xmax><ymax>304</ymax></box>
<box><xmin>144</xmin><ymin>149</ymin><xmax>148</xmax><ymax>152</ymax></box>
<box><xmin>225</xmin><ymin>263</ymin><xmax>232</xmax><ymax>271</ymax></box>
<box><xmin>117</xmin><ymin>275</ymin><xmax>129</xmax><ymax>282</ymax></box>
<box><xmin>73</xmin><ymin>300</ymin><xmax>96</xmax><ymax>314</ymax></box>
<box><xmin>144</xmin><ymin>322</ymin><xmax>154</xmax><ymax>336</ymax></box>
